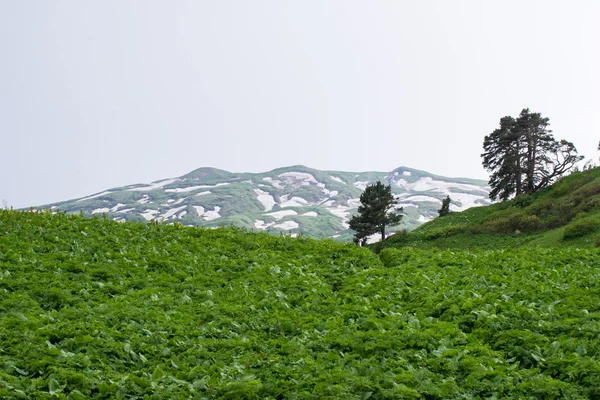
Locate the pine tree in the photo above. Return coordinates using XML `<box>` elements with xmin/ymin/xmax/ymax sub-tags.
<box><xmin>482</xmin><ymin>109</ymin><xmax>583</xmax><ymax>200</ymax></box>
<box><xmin>349</xmin><ymin>181</ymin><xmax>402</xmax><ymax>244</ymax></box>
<box><xmin>438</xmin><ymin>195</ymin><xmax>451</xmax><ymax>217</ymax></box>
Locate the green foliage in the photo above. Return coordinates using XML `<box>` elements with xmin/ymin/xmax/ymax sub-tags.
<box><xmin>563</xmin><ymin>218</ymin><xmax>600</xmax><ymax>239</ymax></box>
<box><xmin>513</xmin><ymin>193</ymin><xmax>534</xmax><ymax>208</ymax></box>
<box><xmin>424</xmin><ymin>225</ymin><xmax>465</xmax><ymax>240</ymax></box>
<box><xmin>2</xmin><ymin>209</ymin><xmax>600</xmax><ymax>398</ymax></box>
<box><xmin>480</xmin><ymin>211</ymin><xmax>541</xmax><ymax>234</ymax></box>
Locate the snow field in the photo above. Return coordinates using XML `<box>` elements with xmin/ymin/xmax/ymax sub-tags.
<box><xmin>203</xmin><ymin>206</ymin><xmax>221</xmax><ymax>221</ymax></box>
<box><xmin>253</xmin><ymin>189</ymin><xmax>276</xmax><ymax>211</ymax></box>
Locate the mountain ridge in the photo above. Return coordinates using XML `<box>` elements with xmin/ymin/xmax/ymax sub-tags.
<box><xmin>34</xmin><ymin>165</ymin><xmax>491</xmax><ymax>241</ymax></box>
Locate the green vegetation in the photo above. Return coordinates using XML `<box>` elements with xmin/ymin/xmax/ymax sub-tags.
<box><xmin>1</xmin><ymin>207</ymin><xmax>600</xmax><ymax>398</ymax></box>
<box><xmin>382</xmin><ymin>167</ymin><xmax>600</xmax><ymax>250</ymax></box>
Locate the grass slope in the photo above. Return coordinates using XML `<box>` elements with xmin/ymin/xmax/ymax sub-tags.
<box><xmin>383</xmin><ymin>167</ymin><xmax>600</xmax><ymax>250</ymax></box>
<box><xmin>1</xmin><ymin>210</ymin><xmax>600</xmax><ymax>398</ymax></box>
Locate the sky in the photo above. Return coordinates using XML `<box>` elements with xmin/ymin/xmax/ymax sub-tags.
<box><xmin>1</xmin><ymin>1</ymin><xmax>599</xmax><ymax>209</ymax></box>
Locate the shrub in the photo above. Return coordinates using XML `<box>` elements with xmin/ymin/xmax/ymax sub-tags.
<box><xmin>387</xmin><ymin>230</ymin><xmax>408</xmax><ymax>244</ymax></box>
<box><xmin>513</xmin><ymin>194</ymin><xmax>533</xmax><ymax>208</ymax></box>
<box><xmin>563</xmin><ymin>218</ymin><xmax>600</xmax><ymax>240</ymax></box>
<box><xmin>482</xmin><ymin>213</ymin><xmax>541</xmax><ymax>234</ymax></box>
<box><xmin>527</xmin><ymin>199</ymin><xmax>554</xmax><ymax>218</ymax></box>
<box><xmin>424</xmin><ymin>225</ymin><xmax>464</xmax><ymax>240</ymax></box>
<box><xmin>552</xmin><ymin>174</ymin><xmax>594</xmax><ymax>197</ymax></box>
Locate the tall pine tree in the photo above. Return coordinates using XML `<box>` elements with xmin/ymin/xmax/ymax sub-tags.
<box><xmin>482</xmin><ymin>109</ymin><xmax>583</xmax><ymax>200</ymax></box>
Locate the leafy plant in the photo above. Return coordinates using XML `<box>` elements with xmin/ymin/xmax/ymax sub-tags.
<box><xmin>1</xmin><ymin>209</ymin><xmax>600</xmax><ymax>398</ymax></box>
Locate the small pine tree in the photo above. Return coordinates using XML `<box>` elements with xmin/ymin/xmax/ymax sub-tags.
<box><xmin>438</xmin><ymin>195</ymin><xmax>451</xmax><ymax>217</ymax></box>
<box><xmin>349</xmin><ymin>181</ymin><xmax>403</xmax><ymax>244</ymax></box>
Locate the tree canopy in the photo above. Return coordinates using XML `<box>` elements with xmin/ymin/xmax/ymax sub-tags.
<box><xmin>349</xmin><ymin>181</ymin><xmax>402</xmax><ymax>244</ymax></box>
<box><xmin>482</xmin><ymin>109</ymin><xmax>583</xmax><ymax>201</ymax></box>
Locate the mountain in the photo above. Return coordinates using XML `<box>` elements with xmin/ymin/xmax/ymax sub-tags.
<box><xmin>379</xmin><ymin>166</ymin><xmax>600</xmax><ymax>250</ymax></box>
<box><xmin>35</xmin><ymin>165</ymin><xmax>491</xmax><ymax>241</ymax></box>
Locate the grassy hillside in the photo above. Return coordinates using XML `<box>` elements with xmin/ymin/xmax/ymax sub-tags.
<box><xmin>382</xmin><ymin>167</ymin><xmax>600</xmax><ymax>250</ymax></box>
<box><xmin>1</xmin><ymin>209</ymin><xmax>600</xmax><ymax>398</ymax></box>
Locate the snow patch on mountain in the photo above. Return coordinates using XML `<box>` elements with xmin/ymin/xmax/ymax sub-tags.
<box><xmin>449</xmin><ymin>193</ymin><xmax>487</xmax><ymax>211</ymax></box>
<box><xmin>77</xmin><ymin>191</ymin><xmax>112</xmax><ymax>202</ymax></box>
<box><xmin>302</xmin><ymin>211</ymin><xmax>318</xmax><ymax>217</ymax></box>
<box><xmin>317</xmin><ymin>182</ymin><xmax>338</xmax><ymax>197</ymax></box>
<box><xmin>327</xmin><ymin>205</ymin><xmax>353</xmax><ymax>228</ymax></box>
<box><xmin>329</xmin><ymin>176</ymin><xmax>345</xmax><ymax>184</ymax></box>
<box><xmin>417</xmin><ymin>215</ymin><xmax>433</xmax><ymax>223</ymax></box>
<box><xmin>347</xmin><ymin>198</ymin><xmax>361</xmax><ymax>208</ymax></box>
<box><xmin>398</xmin><ymin>202</ymin><xmax>419</xmax><ymax>209</ymax></box>
<box><xmin>263</xmin><ymin>177</ymin><xmax>284</xmax><ymax>189</ymax></box>
<box><xmin>193</xmin><ymin>206</ymin><xmax>205</xmax><ymax>216</ymax></box>
<box><xmin>278</xmin><ymin>172</ymin><xmax>318</xmax><ymax>186</ymax></box>
<box><xmin>92</xmin><ymin>208</ymin><xmax>110</xmax><ymax>215</ymax></box>
<box><xmin>281</xmin><ymin>196</ymin><xmax>309</xmax><ymax>208</ymax></box>
<box><xmin>136</xmin><ymin>195</ymin><xmax>151</xmax><ymax>204</ymax></box>
<box><xmin>397</xmin><ymin>177</ymin><xmax>486</xmax><ymax>194</ymax></box>
<box><xmin>401</xmin><ymin>195</ymin><xmax>442</xmax><ymax>204</ymax></box>
<box><xmin>254</xmin><ymin>220</ymin><xmax>274</xmax><ymax>229</ymax></box>
<box><xmin>354</xmin><ymin>181</ymin><xmax>369</xmax><ymax>190</ymax></box>
<box><xmin>165</xmin><ymin>183</ymin><xmax>229</xmax><ymax>193</ymax></box>
<box><xmin>161</xmin><ymin>205</ymin><xmax>187</xmax><ymax>220</ymax></box>
<box><xmin>266</xmin><ymin>210</ymin><xmax>298</xmax><ymax>220</ymax></box>
<box><xmin>203</xmin><ymin>206</ymin><xmax>221</xmax><ymax>221</ymax></box>
<box><xmin>274</xmin><ymin>221</ymin><xmax>299</xmax><ymax>230</ymax></box>
<box><xmin>141</xmin><ymin>209</ymin><xmax>159</xmax><ymax>221</ymax></box>
<box><xmin>110</xmin><ymin>203</ymin><xmax>126</xmax><ymax>212</ymax></box>
<box><xmin>253</xmin><ymin>189</ymin><xmax>275</xmax><ymax>211</ymax></box>
<box><xmin>128</xmin><ymin>179</ymin><xmax>180</xmax><ymax>192</ymax></box>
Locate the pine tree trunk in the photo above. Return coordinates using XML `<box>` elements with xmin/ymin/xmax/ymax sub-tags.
<box><xmin>380</xmin><ymin>226</ymin><xmax>385</xmax><ymax>242</ymax></box>
<box><xmin>515</xmin><ymin>141</ymin><xmax>522</xmax><ymax>196</ymax></box>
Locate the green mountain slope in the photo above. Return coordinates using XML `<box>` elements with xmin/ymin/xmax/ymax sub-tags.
<box><xmin>32</xmin><ymin>165</ymin><xmax>490</xmax><ymax>241</ymax></box>
<box><xmin>382</xmin><ymin>167</ymin><xmax>600</xmax><ymax>250</ymax></box>
<box><xmin>1</xmin><ymin>209</ymin><xmax>600</xmax><ymax>398</ymax></box>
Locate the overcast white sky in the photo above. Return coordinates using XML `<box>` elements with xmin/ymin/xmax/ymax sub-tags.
<box><xmin>1</xmin><ymin>1</ymin><xmax>598</xmax><ymax>208</ymax></box>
